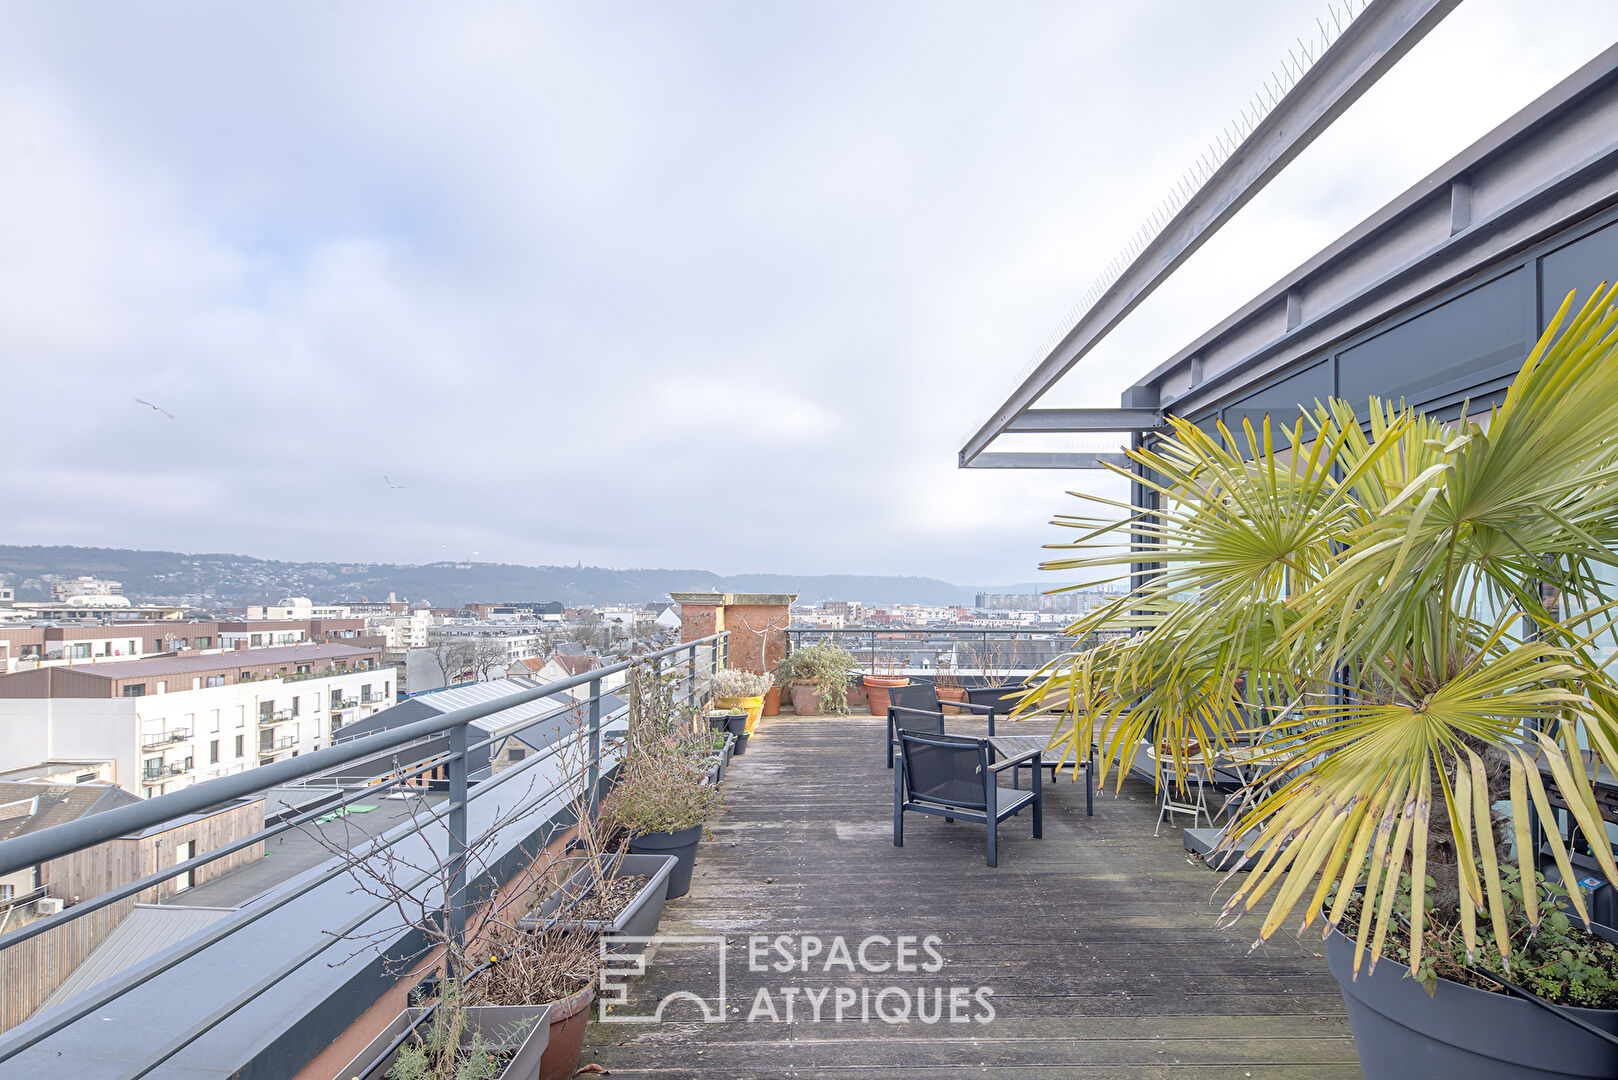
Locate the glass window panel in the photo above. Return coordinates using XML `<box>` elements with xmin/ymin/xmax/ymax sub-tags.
<box><xmin>1541</xmin><ymin>219</ymin><xmax>1618</xmax><ymax>327</ymax></box>
<box><xmin>1338</xmin><ymin>270</ymin><xmax>1528</xmax><ymax>412</ymax></box>
<box><xmin>1221</xmin><ymin>360</ymin><xmax>1331</xmax><ymax>450</ymax></box>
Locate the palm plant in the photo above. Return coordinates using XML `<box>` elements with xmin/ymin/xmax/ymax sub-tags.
<box><xmin>1030</xmin><ymin>283</ymin><xmax>1618</xmax><ymax>980</ymax></box>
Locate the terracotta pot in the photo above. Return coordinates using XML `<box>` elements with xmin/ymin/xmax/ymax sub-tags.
<box><xmin>936</xmin><ymin>686</ymin><xmax>967</xmax><ymax>714</ymax></box>
<box><xmin>790</xmin><ymin>684</ymin><xmax>820</xmax><ymax>715</ymax></box>
<box><xmin>539</xmin><ymin>984</ymin><xmax>595</xmax><ymax>1080</ymax></box>
<box><xmin>861</xmin><ymin>675</ymin><xmax>909</xmax><ymax>717</ymax></box>
<box><xmin>762</xmin><ymin>685</ymin><xmax>782</xmax><ymax>716</ymax></box>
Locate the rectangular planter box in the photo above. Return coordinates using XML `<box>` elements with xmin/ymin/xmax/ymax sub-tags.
<box><xmin>337</xmin><ymin>1002</ymin><xmax>552</xmax><ymax>1080</ymax></box>
<box><xmin>521</xmin><ymin>853</ymin><xmax>678</xmax><ymax>948</ymax></box>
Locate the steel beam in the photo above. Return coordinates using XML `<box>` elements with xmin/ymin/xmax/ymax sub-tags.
<box><xmin>959</xmin><ymin>0</ymin><xmax>1462</xmax><ymax>467</ymax></box>
<box><xmin>1004</xmin><ymin>408</ymin><xmax>1161</xmax><ymax>433</ymax></box>
<box><xmin>963</xmin><ymin>452</ymin><xmax>1132</xmax><ymax>470</ymax></box>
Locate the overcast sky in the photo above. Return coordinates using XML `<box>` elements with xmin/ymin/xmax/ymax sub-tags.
<box><xmin>4</xmin><ymin>1</ymin><xmax>1616</xmax><ymax>585</ymax></box>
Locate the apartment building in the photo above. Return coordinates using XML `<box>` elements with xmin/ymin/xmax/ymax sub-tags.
<box><xmin>0</xmin><ymin>618</ymin><xmax>371</xmax><ymax>674</ymax></box>
<box><xmin>242</xmin><ymin>597</ymin><xmax>354</xmax><ymax>621</ymax></box>
<box><xmin>49</xmin><ymin>577</ymin><xmax>124</xmax><ymax>603</ymax></box>
<box><xmin>0</xmin><ymin>643</ymin><xmax>389</xmax><ymax>797</ymax></box>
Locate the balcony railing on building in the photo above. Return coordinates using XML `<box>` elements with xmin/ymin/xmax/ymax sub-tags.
<box><xmin>139</xmin><ymin>728</ymin><xmax>190</xmax><ymax>751</ymax></box>
<box><xmin>139</xmin><ymin>761</ymin><xmax>192</xmax><ymax>784</ymax></box>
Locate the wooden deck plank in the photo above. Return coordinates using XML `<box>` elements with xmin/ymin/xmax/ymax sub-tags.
<box><xmin>585</xmin><ymin>716</ymin><xmax>1358</xmax><ymax>1077</ymax></box>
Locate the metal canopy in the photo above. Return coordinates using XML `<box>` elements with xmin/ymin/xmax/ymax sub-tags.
<box><xmin>1003</xmin><ymin>408</ymin><xmax>1161</xmax><ymax>433</ymax></box>
<box><xmin>959</xmin><ymin>0</ymin><xmax>1461</xmax><ymax>470</ymax></box>
<box><xmin>969</xmin><ymin>452</ymin><xmax>1132</xmax><ymax>470</ymax></box>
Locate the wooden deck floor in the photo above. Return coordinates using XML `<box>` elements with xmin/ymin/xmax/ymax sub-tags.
<box><xmin>586</xmin><ymin>715</ymin><xmax>1359</xmax><ymax>1078</ymax></box>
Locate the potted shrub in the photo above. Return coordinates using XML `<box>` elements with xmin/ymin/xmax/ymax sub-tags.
<box><xmin>776</xmin><ymin>642</ymin><xmax>859</xmax><ymax>716</ymax></box>
<box><xmin>320</xmin><ymin>701</ymin><xmax>637</xmax><ymax>1080</ymax></box>
<box><xmin>933</xmin><ymin>669</ymin><xmax>967</xmax><ymax>714</ymax></box>
<box><xmin>1028</xmin><ymin>285</ymin><xmax>1618</xmax><ymax>1079</ymax></box>
<box><xmin>607</xmin><ymin>738</ymin><xmax>722</xmax><ymax>899</ymax></box>
<box><xmin>707</xmin><ymin>709</ymin><xmax>748</xmax><ymax>753</ymax></box>
<box><xmin>709</xmin><ymin>668</ymin><xmax>771</xmax><ymax>734</ymax></box>
<box><xmin>860</xmin><ymin>650</ymin><xmax>909</xmax><ymax>718</ymax></box>
<box><xmin>336</xmin><ymin>986</ymin><xmax>550</xmax><ymax>1080</ymax></box>
<box><xmin>519</xmin><ymin>852</ymin><xmax>680</xmax><ymax>952</ymax></box>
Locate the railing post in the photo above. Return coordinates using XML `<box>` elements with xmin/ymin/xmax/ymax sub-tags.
<box><xmin>446</xmin><ymin>720</ymin><xmax>468</xmax><ymax>963</ymax></box>
<box><xmin>587</xmin><ymin>676</ymin><xmax>602</xmax><ymax>821</ymax></box>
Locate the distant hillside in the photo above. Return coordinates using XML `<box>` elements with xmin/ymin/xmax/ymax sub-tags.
<box><xmin>0</xmin><ymin>545</ymin><xmax>1082</xmax><ymax>608</ymax></box>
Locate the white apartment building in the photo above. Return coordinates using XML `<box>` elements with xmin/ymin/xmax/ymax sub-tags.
<box><xmin>596</xmin><ymin>607</ymin><xmax>655</xmax><ymax>638</ymax></box>
<box><xmin>244</xmin><ymin>597</ymin><xmax>354</xmax><ymax>621</ymax></box>
<box><xmin>0</xmin><ymin>644</ymin><xmax>392</xmax><ymax>797</ymax></box>
<box><xmin>50</xmin><ymin>576</ymin><xmax>124</xmax><ymax>603</ymax></box>
<box><xmin>888</xmin><ymin>605</ymin><xmax>957</xmax><ymax>624</ymax></box>
<box><xmin>368</xmin><ymin>609</ymin><xmax>435</xmax><ymax>651</ymax></box>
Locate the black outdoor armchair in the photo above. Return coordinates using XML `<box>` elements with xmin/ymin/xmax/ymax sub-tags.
<box><xmin>884</xmin><ymin>682</ymin><xmax>998</xmax><ymax>768</ymax></box>
<box><xmin>892</xmin><ymin>730</ymin><xmax>1042</xmax><ymax>867</ymax></box>
<box><xmin>964</xmin><ymin>683</ymin><xmax>1034</xmax><ymax>720</ymax></box>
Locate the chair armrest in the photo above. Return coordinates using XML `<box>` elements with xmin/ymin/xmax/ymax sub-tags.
<box><xmin>987</xmin><ymin>749</ymin><xmax>1040</xmax><ymax>772</ymax></box>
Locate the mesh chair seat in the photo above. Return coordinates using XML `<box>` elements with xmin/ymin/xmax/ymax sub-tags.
<box><xmin>893</xmin><ymin>729</ymin><xmax>1041</xmax><ymax>867</ymax></box>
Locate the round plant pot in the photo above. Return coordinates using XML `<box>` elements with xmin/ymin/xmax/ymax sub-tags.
<box><xmin>790</xmin><ymin>684</ymin><xmax>820</xmax><ymax>716</ymax></box>
<box><xmin>629</xmin><ymin>824</ymin><xmax>702</xmax><ymax>899</ymax></box>
<box><xmin>862</xmin><ymin>675</ymin><xmax>910</xmax><ymax>718</ymax></box>
<box><xmin>936</xmin><ymin>686</ymin><xmax>968</xmax><ymax>714</ymax></box>
<box><xmin>762</xmin><ymin>685</ymin><xmax>782</xmax><ymax>716</ymax></box>
<box><xmin>539</xmin><ymin>985</ymin><xmax>595</xmax><ymax>1080</ymax></box>
<box><xmin>733</xmin><ymin>729</ymin><xmax>750</xmax><ymax>756</ymax></box>
<box><xmin>1325</xmin><ymin>924</ymin><xmax>1618</xmax><ymax>1079</ymax></box>
<box><xmin>717</xmin><ymin>694</ymin><xmax>765</xmax><ymax>735</ymax></box>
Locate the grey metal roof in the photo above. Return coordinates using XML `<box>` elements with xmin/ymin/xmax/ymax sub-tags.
<box><xmin>0</xmin><ymin>783</ymin><xmax>141</xmax><ymax>842</ymax></box>
<box><xmin>38</xmin><ymin>904</ymin><xmax>236</xmax><ymax>1015</ymax></box>
<box><xmin>47</xmin><ymin>642</ymin><xmax>377</xmax><ymax>679</ymax></box>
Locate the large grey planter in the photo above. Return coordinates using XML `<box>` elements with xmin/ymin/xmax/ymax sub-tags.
<box><xmin>629</xmin><ymin>824</ymin><xmax>701</xmax><ymax>898</ymax></box>
<box><xmin>522</xmin><ymin>853</ymin><xmax>678</xmax><ymax>951</ymax></box>
<box><xmin>1326</xmin><ymin>925</ymin><xmax>1618</xmax><ymax>1079</ymax></box>
<box><xmin>337</xmin><ymin>1002</ymin><xmax>552</xmax><ymax>1080</ymax></box>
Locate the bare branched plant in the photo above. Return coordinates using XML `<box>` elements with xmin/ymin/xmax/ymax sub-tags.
<box><xmin>295</xmin><ymin>693</ymin><xmax>644</xmax><ymax>1077</ymax></box>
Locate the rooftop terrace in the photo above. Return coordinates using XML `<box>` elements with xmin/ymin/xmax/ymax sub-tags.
<box><xmin>588</xmin><ymin>712</ymin><xmax>1358</xmax><ymax>1078</ymax></box>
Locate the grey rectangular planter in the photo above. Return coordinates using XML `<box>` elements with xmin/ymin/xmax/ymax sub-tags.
<box><xmin>521</xmin><ymin>853</ymin><xmax>678</xmax><ymax>947</ymax></box>
<box><xmin>337</xmin><ymin>1002</ymin><xmax>552</xmax><ymax>1080</ymax></box>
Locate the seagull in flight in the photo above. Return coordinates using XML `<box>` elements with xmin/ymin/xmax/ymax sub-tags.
<box><xmin>384</xmin><ymin>476</ymin><xmax>405</xmax><ymax>489</ymax></box>
<box><xmin>135</xmin><ymin>398</ymin><xmax>174</xmax><ymax>419</ymax></box>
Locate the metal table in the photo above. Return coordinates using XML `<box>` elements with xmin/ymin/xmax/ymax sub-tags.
<box><xmin>989</xmin><ymin>735</ymin><xmax>1094</xmax><ymax>816</ymax></box>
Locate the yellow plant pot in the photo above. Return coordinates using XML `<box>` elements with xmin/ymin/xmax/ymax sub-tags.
<box><xmin>717</xmin><ymin>695</ymin><xmax>765</xmax><ymax>734</ymax></box>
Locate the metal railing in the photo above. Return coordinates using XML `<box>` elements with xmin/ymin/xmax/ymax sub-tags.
<box><xmin>140</xmin><ymin>762</ymin><xmax>191</xmax><ymax>783</ymax></box>
<box><xmin>330</xmin><ymin>696</ymin><xmax>358</xmax><ymax>710</ymax></box>
<box><xmin>0</xmin><ymin>631</ymin><xmax>728</xmax><ymax>1076</ymax></box>
<box><xmin>140</xmin><ymin>729</ymin><xmax>190</xmax><ymax>750</ymax></box>
<box><xmin>279</xmin><ymin>667</ymin><xmax>372</xmax><ymax>684</ymax></box>
<box><xmin>783</xmin><ymin>627</ymin><xmax>1080</xmax><ymax>676</ymax></box>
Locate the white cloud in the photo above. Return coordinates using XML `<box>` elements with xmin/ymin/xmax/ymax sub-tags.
<box><xmin>2</xmin><ymin>1</ymin><xmax>1615</xmax><ymax>585</ymax></box>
